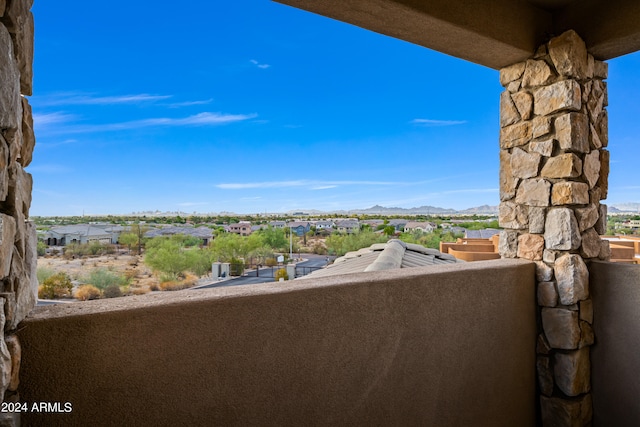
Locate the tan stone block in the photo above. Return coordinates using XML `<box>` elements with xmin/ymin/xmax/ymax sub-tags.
<box><xmin>499</xmin><ymin>61</ymin><xmax>526</xmax><ymax>87</ymax></box>
<box><xmin>537</xmin><ymin>356</ymin><xmax>554</xmax><ymax>396</ymax></box>
<box><xmin>0</xmin><ymin>306</ymin><xmax>11</xmax><ymax>396</ymax></box>
<box><xmin>555</xmin><ymin>112</ymin><xmax>589</xmax><ymax>153</ymax></box>
<box><xmin>596</xmin><ymin>109</ymin><xmax>608</xmax><ymax>147</ymax></box>
<box><xmin>541</xmin><ymin>395</ymin><xmax>592</xmax><ymax>427</ymax></box>
<box><xmin>515</xmin><ymin>178</ymin><xmax>550</xmax><ymax>207</ymax></box>
<box><xmin>595</xmin><ymin>204</ymin><xmax>607</xmax><ymax>234</ymax></box>
<box><xmin>4</xmin><ymin>335</ymin><xmax>19</xmax><ymax>391</ymax></box>
<box><xmin>555</xmin><ymin>254</ymin><xmax>589</xmax><ymax>305</ymax></box>
<box><xmin>499</xmin><ymin>150</ymin><xmax>518</xmax><ymax>201</ymax></box>
<box><xmin>500</xmin><ymin>91</ymin><xmax>520</xmax><ymax>127</ymax></box>
<box><xmin>543</xmin><ymin>249</ymin><xmax>562</xmax><ymax>264</ymax></box>
<box><xmin>548</xmin><ymin>30</ymin><xmax>589</xmax><ymax>79</ymax></box>
<box><xmin>0</xmin><ymin>135</ymin><xmax>8</xmax><ymax>202</ymax></box>
<box><xmin>599</xmin><ymin>239</ymin><xmax>611</xmax><ymax>261</ymax></box>
<box><xmin>19</xmin><ymin>97</ymin><xmax>34</xmax><ymax>167</ymax></box>
<box><xmin>589</xmin><ymin>187</ymin><xmax>602</xmax><ymax>205</ymax></box>
<box><xmin>582</xmin><ymin>150</ymin><xmax>600</xmax><ymax>188</ymax></box>
<box><xmin>598</xmin><ymin>149</ymin><xmax>609</xmax><ymax>199</ymax></box>
<box><xmin>545</xmin><ymin>208</ymin><xmax>581</xmax><ymax>250</ymax></box>
<box><xmin>536</xmin><ymin>261</ymin><xmax>554</xmax><ymax>282</ymax></box>
<box><xmin>580</xmin><ymin>299</ymin><xmax>593</xmax><ymax>324</ymax></box>
<box><xmin>522</xmin><ymin>59</ymin><xmax>555</xmax><ymax>88</ymax></box>
<box><xmin>551</xmin><ymin>181</ymin><xmax>589</xmax><ymax>206</ymax></box>
<box><xmin>582</xmin><ymin>80</ymin><xmax>592</xmax><ymax>105</ymax></box>
<box><xmin>510</xmin><ymin>147</ymin><xmax>540</xmax><ymax>178</ymax></box>
<box><xmin>580</xmin><ymin>228</ymin><xmax>601</xmax><ymax>258</ymax></box>
<box><xmin>530</xmin><ymin>138</ymin><xmax>554</xmax><ymax>157</ymax></box>
<box><xmin>512</xmin><ymin>91</ymin><xmax>533</xmax><ymax>120</ymax></box>
<box><xmin>541</xmin><ymin>153</ymin><xmax>582</xmax><ymax>179</ymax></box>
<box><xmin>537</xmin><ymin>333</ymin><xmax>552</xmax><ymax>355</ymax></box>
<box><xmin>0</xmin><ymin>25</ymin><xmax>21</xmax><ymax>130</ymax></box>
<box><xmin>589</xmin><ymin>123</ymin><xmax>602</xmax><ymax>149</ymax></box>
<box><xmin>498</xmin><ymin>230</ymin><xmax>519</xmax><ymax>258</ymax></box>
<box><xmin>542</xmin><ymin>307</ymin><xmax>580</xmax><ymax>350</ymax></box>
<box><xmin>538</xmin><ymin>281</ymin><xmax>558</xmax><ymax>307</ymax></box>
<box><xmin>532</xmin><ymin>115</ymin><xmax>552</xmax><ymax>138</ymax></box>
<box><xmin>517</xmin><ymin>233</ymin><xmax>544</xmax><ymax>260</ymax></box>
<box><xmin>586</xmin><ymin>54</ymin><xmax>595</xmax><ymax>79</ymax></box>
<box><xmin>0</xmin><ymin>214</ymin><xmax>16</xmax><ymax>278</ymax></box>
<box><xmin>594</xmin><ymin>60</ymin><xmax>608</xmax><ymax>79</ymax></box>
<box><xmin>554</xmin><ymin>347</ymin><xmax>591</xmax><ymax>396</ymax></box>
<box><xmin>529</xmin><ymin>206</ymin><xmax>546</xmax><ymax>233</ymax></box>
<box><xmin>507</xmin><ymin>80</ymin><xmax>521</xmax><ymax>93</ymax></box>
<box><xmin>587</xmin><ymin>79</ymin><xmax>605</xmax><ymax>123</ymax></box>
<box><xmin>498</xmin><ymin>201</ymin><xmax>528</xmax><ymax>229</ymax></box>
<box><xmin>579</xmin><ymin>320</ymin><xmax>594</xmax><ymax>348</ymax></box>
<box><xmin>533</xmin><ymin>79</ymin><xmax>581</xmax><ymax>117</ymax></box>
<box><xmin>574</xmin><ymin>204</ymin><xmax>599</xmax><ymax>232</ymax></box>
<box><xmin>2</xmin><ymin>0</ymin><xmax>34</xmax><ymax>95</ymax></box>
<box><xmin>500</xmin><ymin>121</ymin><xmax>531</xmax><ymax>149</ymax></box>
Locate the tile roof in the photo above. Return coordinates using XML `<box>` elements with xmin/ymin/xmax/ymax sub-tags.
<box><xmin>299</xmin><ymin>239</ymin><xmax>462</xmax><ymax>280</ymax></box>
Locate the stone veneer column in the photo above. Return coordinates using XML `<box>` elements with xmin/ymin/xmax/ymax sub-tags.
<box><xmin>0</xmin><ymin>1</ymin><xmax>37</xmax><ymax>426</ymax></box>
<box><xmin>498</xmin><ymin>30</ymin><xmax>609</xmax><ymax>427</ymax></box>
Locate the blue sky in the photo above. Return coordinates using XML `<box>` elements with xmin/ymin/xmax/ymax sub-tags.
<box><xmin>29</xmin><ymin>1</ymin><xmax>640</xmax><ymax>216</ymax></box>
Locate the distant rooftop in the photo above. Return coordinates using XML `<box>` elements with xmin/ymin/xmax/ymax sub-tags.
<box><xmin>300</xmin><ymin>239</ymin><xmax>462</xmax><ymax>279</ymax></box>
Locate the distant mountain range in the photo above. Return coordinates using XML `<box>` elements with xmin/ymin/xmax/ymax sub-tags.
<box><xmin>130</xmin><ymin>202</ymin><xmax>640</xmax><ymax>217</ymax></box>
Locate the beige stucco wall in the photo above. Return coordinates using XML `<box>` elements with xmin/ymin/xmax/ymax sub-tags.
<box><xmin>17</xmin><ymin>259</ymin><xmax>536</xmax><ymax>426</ymax></box>
<box><xmin>590</xmin><ymin>261</ymin><xmax>640</xmax><ymax>426</ymax></box>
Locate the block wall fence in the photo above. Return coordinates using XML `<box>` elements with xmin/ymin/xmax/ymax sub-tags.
<box><xmin>0</xmin><ymin>0</ymin><xmax>37</xmax><ymax>426</ymax></box>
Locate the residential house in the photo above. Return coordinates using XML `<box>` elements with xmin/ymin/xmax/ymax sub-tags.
<box><xmin>404</xmin><ymin>221</ymin><xmax>437</xmax><ymax>233</ymax></box>
<box><xmin>287</xmin><ymin>221</ymin><xmax>311</xmax><ymax>236</ymax></box>
<box><xmin>314</xmin><ymin>220</ymin><xmax>335</xmax><ymax>231</ymax></box>
<box><xmin>144</xmin><ymin>226</ymin><xmax>213</xmax><ymax>245</ymax></box>
<box><xmin>388</xmin><ymin>219</ymin><xmax>409</xmax><ymax>232</ymax></box>
<box><xmin>336</xmin><ymin>219</ymin><xmax>360</xmax><ymax>234</ymax></box>
<box><xmin>269</xmin><ymin>221</ymin><xmax>287</xmax><ymax>229</ymax></box>
<box><xmin>44</xmin><ymin>224</ymin><xmax>120</xmax><ymax>246</ymax></box>
<box><xmin>228</xmin><ymin>221</ymin><xmax>253</xmax><ymax>236</ymax></box>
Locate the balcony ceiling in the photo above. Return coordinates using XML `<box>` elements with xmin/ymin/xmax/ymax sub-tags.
<box><xmin>274</xmin><ymin>0</ymin><xmax>640</xmax><ymax>69</ymax></box>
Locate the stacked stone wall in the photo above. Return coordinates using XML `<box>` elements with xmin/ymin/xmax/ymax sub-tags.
<box><xmin>498</xmin><ymin>30</ymin><xmax>608</xmax><ymax>426</ymax></box>
<box><xmin>0</xmin><ymin>0</ymin><xmax>36</xmax><ymax>424</ymax></box>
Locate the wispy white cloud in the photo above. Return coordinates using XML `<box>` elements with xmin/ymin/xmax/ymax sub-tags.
<box><xmin>168</xmin><ymin>99</ymin><xmax>213</xmax><ymax>108</ymax></box>
<box><xmin>38</xmin><ymin>112</ymin><xmax>257</xmax><ymax>134</ymax></box>
<box><xmin>216</xmin><ymin>180</ymin><xmax>399</xmax><ymax>190</ymax></box>
<box><xmin>33</xmin><ymin>112</ymin><xmax>77</xmax><ymax>127</ymax></box>
<box><xmin>250</xmin><ymin>59</ymin><xmax>270</xmax><ymax>69</ymax></box>
<box><xmin>27</xmin><ymin>164</ymin><xmax>71</xmax><ymax>174</ymax></box>
<box><xmin>410</xmin><ymin>118</ymin><xmax>467</xmax><ymax>126</ymax></box>
<box><xmin>34</xmin><ymin>92</ymin><xmax>172</xmax><ymax>106</ymax></box>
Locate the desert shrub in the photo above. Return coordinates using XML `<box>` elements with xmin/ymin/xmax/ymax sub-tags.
<box><xmin>265</xmin><ymin>257</ymin><xmax>277</xmax><ymax>267</ymax></box>
<box><xmin>274</xmin><ymin>268</ymin><xmax>289</xmax><ymax>281</ymax></box>
<box><xmin>74</xmin><ymin>285</ymin><xmax>101</xmax><ymax>301</ymax></box>
<box><xmin>184</xmin><ymin>249</ymin><xmax>213</xmax><ymax>276</ymax></box>
<box><xmin>36</xmin><ymin>267</ymin><xmax>55</xmax><ymax>285</ymax></box>
<box><xmin>37</xmin><ymin>241</ymin><xmax>47</xmax><ymax>256</ymax></box>
<box><xmin>182</xmin><ymin>273</ymin><xmax>198</xmax><ymax>287</ymax></box>
<box><xmin>229</xmin><ymin>258</ymin><xmax>245</xmax><ymax>276</ymax></box>
<box><xmin>312</xmin><ymin>242</ymin><xmax>327</xmax><ymax>255</ymax></box>
<box><xmin>159</xmin><ymin>272</ymin><xmax>180</xmax><ymax>283</ymax></box>
<box><xmin>130</xmin><ymin>286</ymin><xmax>151</xmax><ymax>295</ymax></box>
<box><xmin>103</xmin><ymin>284</ymin><xmax>122</xmax><ymax>298</ymax></box>
<box><xmin>158</xmin><ymin>281</ymin><xmax>189</xmax><ymax>291</ymax></box>
<box><xmin>38</xmin><ymin>272</ymin><xmax>73</xmax><ymax>299</ymax></box>
<box><xmin>84</xmin><ymin>268</ymin><xmax>129</xmax><ymax>290</ymax></box>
